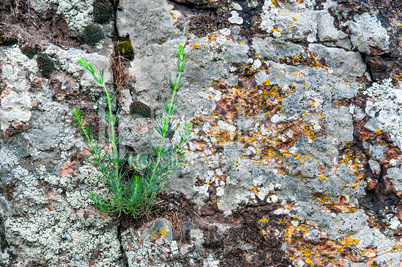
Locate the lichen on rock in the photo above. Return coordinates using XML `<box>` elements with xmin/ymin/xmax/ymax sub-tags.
<box><xmin>1</xmin><ymin>0</ymin><xmax>402</xmax><ymax>265</ymax></box>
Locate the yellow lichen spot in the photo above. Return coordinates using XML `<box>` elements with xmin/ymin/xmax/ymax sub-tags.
<box><xmin>160</xmin><ymin>227</ymin><xmax>167</xmax><ymax>237</ymax></box>
<box><xmin>320</xmin><ymin>174</ymin><xmax>325</xmax><ymax>181</ymax></box>
<box><xmin>287</xmin><ymin>26</ymin><xmax>290</xmax><ymax>30</ymax></box>
<box><xmin>193</xmin><ymin>43</ymin><xmax>200</xmax><ymax>48</ymax></box>
<box><xmin>259</xmin><ymin>216</ymin><xmax>269</xmax><ymax>224</ymax></box>
<box><xmin>293</xmin><ymin>17</ymin><xmax>297</xmax><ymax>21</ymax></box>
<box><xmin>262</xmin><ymin>79</ymin><xmax>270</xmax><ymax>86</ymax></box>
<box><xmin>295</xmin><ymin>155</ymin><xmax>301</xmax><ymax>160</ymax></box>
<box><xmin>299</xmin><ymin>177</ymin><xmax>303</xmax><ymax>181</ymax></box>
<box><xmin>151</xmin><ymin>231</ymin><xmax>159</xmax><ymax>239</ymax></box>
<box><xmin>375</xmin><ymin>128</ymin><xmax>383</xmax><ymax>134</ymax></box>
<box><xmin>300</xmin><ymin>161</ymin><xmax>305</xmax><ymax>165</ymax></box>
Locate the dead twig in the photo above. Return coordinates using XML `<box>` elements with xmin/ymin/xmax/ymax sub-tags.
<box><xmin>110</xmin><ymin>56</ymin><xmax>130</xmax><ymax>92</ymax></box>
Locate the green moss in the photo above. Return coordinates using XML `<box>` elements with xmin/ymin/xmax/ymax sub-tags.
<box><xmin>21</xmin><ymin>44</ymin><xmax>38</xmax><ymax>59</ymax></box>
<box><xmin>116</xmin><ymin>41</ymin><xmax>134</xmax><ymax>60</ymax></box>
<box><xmin>36</xmin><ymin>53</ymin><xmax>54</xmax><ymax>78</ymax></box>
<box><xmin>82</xmin><ymin>24</ymin><xmax>105</xmax><ymax>46</ymax></box>
<box><xmin>130</xmin><ymin>101</ymin><xmax>152</xmax><ymax>118</ymax></box>
<box><xmin>93</xmin><ymin>0</ymin><xmax>114</xmax><ymax>24</ymax></box>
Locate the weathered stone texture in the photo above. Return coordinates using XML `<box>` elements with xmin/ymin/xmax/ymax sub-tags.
<box><xmin>0</xmin><ymin>0</ymin><xmax>402</xmax><ymax>266</ymax></box>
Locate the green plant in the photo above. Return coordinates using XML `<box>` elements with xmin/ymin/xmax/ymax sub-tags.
<box><xmin>116</xmin><ymin>41</ymin><xmax>134</xmax><ymax>60</ymax></box>
<box><xmin>82</xmin><ymin>24</ymin><xmax>105</xmax><ymax>46</ymax></box>
<box><xmin>21</xmin><ymin>44</ymin><xmax>38</xmax><ymax>59</ymax></box>
<box><xmin>36</xmin><ymin>53</ymin><xmax>54</xmax><ymax>78</ymax></box>
<box><xmin>93</xmin><ymin>0</ymin><xmax>113</xmax><ymax>24</ymax></box>
<box><xmin>72</xmin><ymin>44</ymin><xmax>192</xmax><ymax>218</ymax></box>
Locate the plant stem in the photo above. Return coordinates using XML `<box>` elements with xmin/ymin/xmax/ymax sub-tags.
<box><xmin>149</xmin><ymin>46</ymin><xmax>185</xmax><ymax>184</ymax></box>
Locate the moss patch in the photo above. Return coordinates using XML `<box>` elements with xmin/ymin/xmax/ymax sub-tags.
<box><xmin>93</xmin><ymin>0</ymin><xmax>114</xmax><ymax>24</ymax></box>
<box><xmin>82</xmin><ymin>24</ymin><xmax>105</xmax><ymax>46</ymax></box>
<box><xmin>116</xmin><ymin>41</ymin><xmax>134</xmax><ymax>60</ymax></box>
<box><xmin>21</xmin><ymin>44</ymin><xmax>38</xmax><ymax>59</ymax></box>
<box><xmin>36</xmin><ymin>53</ymin><xmax>54</xmax><ymax>78</ymax></box>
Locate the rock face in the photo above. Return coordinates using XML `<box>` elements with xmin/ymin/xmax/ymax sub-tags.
<box><xmin>1</xmin><ymin>0</ymin><xmax>402</xmax><ymax>266</ymax></box>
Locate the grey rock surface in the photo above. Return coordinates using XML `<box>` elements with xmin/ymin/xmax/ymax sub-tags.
<box><xmin>0</xmin><ymin>0</ymin><xmax>401</xmax><ymax>266</ymax></box>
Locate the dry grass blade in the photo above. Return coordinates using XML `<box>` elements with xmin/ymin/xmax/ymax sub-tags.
<box><xmin>110</xmin><ymin>56</ymin><xmax>130</xmax><ymax>92</ymax></box>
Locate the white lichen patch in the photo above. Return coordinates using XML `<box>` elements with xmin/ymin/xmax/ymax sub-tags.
<box><xmin>0</xmin><ymin>147</ymin><xmax>19</xmax><ymax>173</ymax></box>
<box><xmin>0</xmin><ymin>91</ymin><xmax>32</xmax><ymax>130</ymax></box>
<box><xmin>344</xmin><ymin>12</ymin><xmax>390</xmax><ymax>53</ymax></box>
<box><xmin>228</xmin><ymin>11</ymin><xmax>243</xmax><ymax>25</ymax></box>
<box><xmin>363</xmin><ymin>81</ymin><xmax>402</xmax><ymax>149</ymax></box>
<box><xmin>260</xmin><ymin>1</ymin><xmax>317</xmax><ymax>42</ymax></box>
<box><xmin>30</xmin><ymin>0</ymin><xmax>93</xmax><ymax>36</ymax></box>
<box><xmin>2</xmin><ymin>46</ymin><xmax>39</xmax><ymax>73</ymax></box>
<box><xmin>3</xmin><ymin>164</ymin><xmax>122</xmax><ymax>265</ymax></box>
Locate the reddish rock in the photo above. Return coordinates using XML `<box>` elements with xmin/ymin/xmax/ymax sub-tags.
<box><xmin>200</xmin><ymin>204</ymin><xmax>216</xmax><ymax>215</ymax></box>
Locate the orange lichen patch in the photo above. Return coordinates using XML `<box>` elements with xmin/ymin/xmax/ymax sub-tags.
<box><xmin>271</xmin><ymin>0</ymin><xmax>286</xmax><ymax>8</ymax></box>
<box><xmin>213</xmin><ymin>80</ymin><xmax>286</xmax><ymax>119</ymax></box>
<box><xmin>339</xmin><ymin>149</ymin><xmax>363</xmax><ymax>174</ymax></box>
<box><xmin>259</xmin><ymin>216</ymin><xmax>269</xmax><ymax>225</ymax></box>
<box><xmin>285</xmin><ymin>223</ymin><xmax>368</xmax><ymax>265</ymax></box>
<box><xmin>281</xmin><ymin>50</ymin><xmax>328</xmax><ymax>70</ymax></box>
<box><xmin>319</xmin><ymin>196</ymin><xmax>358</xmax><ymax>213</ymax></box>
<box><xmin>208</xmin><ymin>33</ymin><xmax>216</xmax><ymax>42</ymax></box>
<box><xmin>249</xmin><ymin>185</ymin><xmax>260</xmax><ymax>195</ymax></box>
<box><xmin>151</xmin><ymin>231</ymin><xmax>159</xmax><ymax>239</ymax></box>
<box><xmin>384</xmin><ymin>147</ymin><xmax>402</xmax><ymax>162</ymax></box>
<box><xmin>160</xmin><ymin>227</ymin><xmax>167</xmax><ymax>237</ymax></box>
<box><xmin>191</xmin><ymin>79</ymin><xmax>330</xmax><ymax>176</ymax></box>
<box><xmin>271</xmin><ymin>26</ymin><xmax>284</xmax><ymax>34</ymax></box>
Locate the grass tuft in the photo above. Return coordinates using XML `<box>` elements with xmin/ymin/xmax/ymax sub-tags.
<box><xmin>72</xmin><ymin>44</ymin><xmax>192</xmax><ymax>218</ymax></box>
